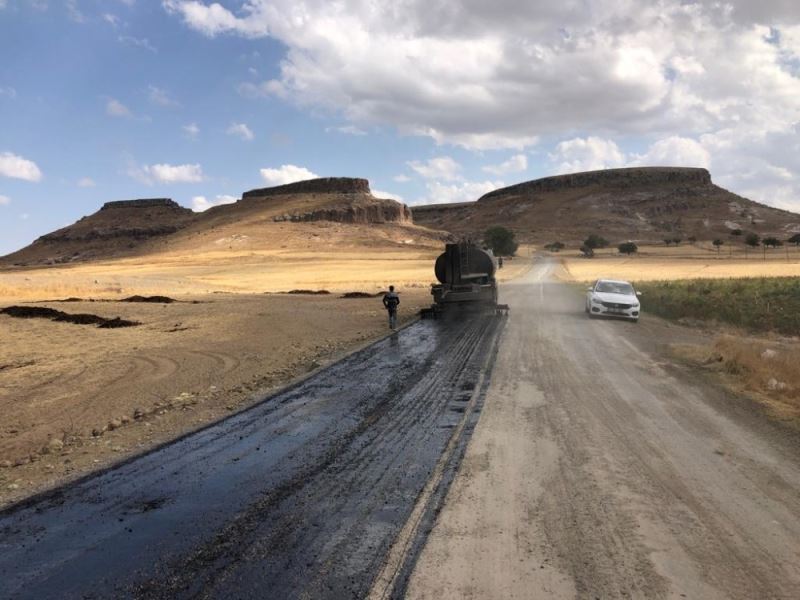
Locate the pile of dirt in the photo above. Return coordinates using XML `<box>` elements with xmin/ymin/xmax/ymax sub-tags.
<box><xmin>0</xmin><ymin>306</ymin><xmax>139</xmax><ymax>328</ymax></box>
<box><xmin>341</xmin><ymin>292</ymin><xmax>384</xmax><ymax>298</ymax></box>
<box><xmin>122</xmin><ymin>295</ymin><xmax>177</xmax><ymax>304</ymax></box>
<box><xmin>412</xmin><ymin>167</ymin><xmax>800</xmax><ymax>244</ymax></box>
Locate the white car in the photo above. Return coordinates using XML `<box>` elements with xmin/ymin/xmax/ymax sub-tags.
<box><xmin>585</xmin><ymin>279</ymin><xmax>641</xmax><ymax>322</ymax></box>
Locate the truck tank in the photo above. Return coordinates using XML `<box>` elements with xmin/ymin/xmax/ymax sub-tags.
<box><xmin>423</xmin><ymin>241</ymin><xmax>508</xmax><ymax>317</ymax></box>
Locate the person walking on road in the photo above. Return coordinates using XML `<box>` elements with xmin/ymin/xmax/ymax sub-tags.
<box><xmin>383</xmin><ymin>285</ymin><xmax>400</xmax><ymax>330</ymax></box>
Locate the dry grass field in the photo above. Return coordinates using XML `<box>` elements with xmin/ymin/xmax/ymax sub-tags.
<box><xmin>558</xmin><ymin>243</ymin><xmax>800</xmax><ymax>282</ymax></box>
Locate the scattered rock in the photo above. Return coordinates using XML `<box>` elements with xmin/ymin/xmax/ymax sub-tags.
<box><xmin>13</xmin><ymin>457</ymin><xmax>30</xmax><ymax>467</ymax></box>
<box><xmin>760</xmin><ymin>349</ymin><xmax>778</xmax><ymax>360</ymax></box>
<box><xmin>0</xmin><ymin>460</ymin><xmax>11</xmax><ymax>468</ymax></box>
<box><xmin>767</xmin><ymin>378</ymin><xmax>787</xmax><ymax>391</ymax></box>
<box><xmin>133</xmin><ymin>408</ymin><xmax>145</xmax><ymax>420</ymax></box>
<box><xmin>107</xmin><ymin>419</ymin><xmax>122</xmax><ymax>431</ymax></box>
<box><xmin>286</xmin><ymin>289</ymin><xmax>331</xmax><ymax>295</ymax></box>
<box><xmin>43</xmin><ymin>438</ymin><xmax>64</xmax><ymax>454</ymax></box>
<box><xmin>92</xmin><ymin>428</ymin><xmax>104</xmax><ymax>437</ymax></box>
<box><xmin>120</xmin><ymin>415</ymin><xmax>131</xmax><ymax>424</ymax></box>
<box><xmin>8</xmin><ymin>483</ymin><xmax>19</xmax><ymax>491</ymax></box>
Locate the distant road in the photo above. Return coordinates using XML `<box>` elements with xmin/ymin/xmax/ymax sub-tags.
<box><xmin>406</xmin><ymin>259</ymin><xmax>800</xmax><ymax>599</ymax></box>
<box><xmin>0</xmin><ymin>315</ymin><xmax>502</xmax><ymax>599</ymax></box>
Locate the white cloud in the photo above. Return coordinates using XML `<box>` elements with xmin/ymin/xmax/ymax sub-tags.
<box><xmin>0</xmin><ymin>152</ymin><xmax>42</xmax><ymax>182</ymax></box>
<box><xmin>130</xmin><ymin>162</ymin><xmax>205</xmax><ymax>184</ymax></box>
<box><xmin>393</xmin><ymin>174</ymin><xmax>411</xmax><ymax>183</ymax></box>
<box><xmin>259</xmin><ymin>164</ymin><xmax>318</xmax><ymax>186</ymax></box>
<box><xmin>0</xmin><ymin>195</ymin><xmax>10</xmax><ymax>206</ymax></box>
<box><xmin>372</xmin><ymin>189</ymin><xmax>403</xmax><ymax>201</ymax></box>
<box><xmin>0</xmin><ymin>86</ymin><xmax>15</xmax><ymax>99</ymax></box>
<box><xmin>106</xmin><ymin>97</ymin><xmax>132</xmax><ymax>118</ymax></box>
<box><xmin>326</xmin><ymin>125</ymin><xmax>366</xmax><ymax>136</ymax></box>
<box><xmin>119</xmin><ymin>35</ymin><xmax>157</xmax><ymax>52</ymax></box>
<box><xmin>66</xmin><ymin>0</ymin><xmax>85</xmax><ymax>23</ymax></box>
<box><xmin>237</xmin><ymin>79</ymin><xmax>286</xmax><ymax>99</ymax></box>
<box><xmin>416</xmin><ymin>180</ymin><xmax>504</xmax><ymax>206</ymax></box>
<box><xmin>148</xmin><ymin>85</ymin><xmax>179</xmax><ymax>107</ymax></box>
<box><xmin>164</xmin><ymin>0</ymin><xmax>800</xmax><ymax>164</ymax></box>
<box><xmin>408</xmin><ymin>156</ymin><xmax>462</xmax><ymax>181</ymax></box>
<box><xmin>183</xmin><ymin>122</ymin><xmax>200</xmax><ymax>139</ymax></box>
<box><xmin>103</xmin><ymin>13</ymin><xmax>120</xmax><ymax>27</ymax></box>
<box><xmin>226</xmin><ymin>122</ymin><xmax>255</xmax><ymax>141</ymax></box>
<box><xmin>77</xmin><ymin>177</ymin><xmax>96</xmax><ymax>187</ymax></box>
<box><xmin>549</xmin><ymin>137</ymin><xmax>626</xmax><ymax>174</ymax></box>
<box><xmin>483</xmin><ymin>154</ymin><xmax>528</xmax><ymax>176</ymax></box>
<box><xmin>163</xmin><ymin>0</ymin><xmax>269</xmax><ymax>37</ymax></box>
<box><xmin>20</xmin><ymin>213</ymin><xmax>29</xmax><ymax>220</ymax></box>
<box><xmin>192</xmin><ymin>194</ymin><xmax>237</xmax><ymax>212</ymax></box>
<box><xmin>630</xmin><ymin>136</ymin><xmax>711</xmax><ymax>168</ymax></box>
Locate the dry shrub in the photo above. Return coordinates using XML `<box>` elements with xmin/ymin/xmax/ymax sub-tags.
<box><xmin>710</xmin><ymin>335</ymin><xmax>800</xmax><ymax>419</ymax></box>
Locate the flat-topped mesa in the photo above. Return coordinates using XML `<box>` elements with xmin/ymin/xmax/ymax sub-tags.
<box><xmin>478</xmin><ymin>167</ymin><xmax>712</xmax><ymax>201</ymax></box>
<box><xmin>242</xmin><ymin>177</ymin><xmax>371</xmax><ymax>199</ymax></box>
<box><xmin>100</xmin><ymin>198</ymin><xmax>186</xmax><ymax>211</ymax></box>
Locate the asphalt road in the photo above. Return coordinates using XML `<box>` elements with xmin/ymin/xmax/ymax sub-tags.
<box><xmin>406</xmin><ymin>260</ymin><xmax>800</xmax><ymax>599</ymax></box>
<box><xmin>0</xmin><ymin>315</ymin><xmax>503</xmax><ymax>599</ymax></box>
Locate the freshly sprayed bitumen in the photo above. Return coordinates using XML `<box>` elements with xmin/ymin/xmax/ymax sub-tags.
<box><xmin>0</xmin><ymin>315</ymin><xmax>503</xmax><ymax>599</ymax></box>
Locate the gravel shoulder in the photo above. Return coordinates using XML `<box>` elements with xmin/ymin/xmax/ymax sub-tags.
<box><xmin>406</xmin><ymin>259</ymin><xmax>800</xmax><ymax>599</ymax></box>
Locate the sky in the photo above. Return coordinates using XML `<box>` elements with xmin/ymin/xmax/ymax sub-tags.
<box><xmin>1</xmin><ymin>0</ymin><xmax>800</xmax><ymax>255</ymax></box>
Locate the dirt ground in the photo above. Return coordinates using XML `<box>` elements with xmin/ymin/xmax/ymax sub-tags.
<box><xmin>407</xmin><ymin>260</ymin><xmax>800</xmax><ymax>599</ymax></box>
<box><xmin>0</xmin><ymin>248</ymin><xmax>529</xmax><ymax>508</ymax></box>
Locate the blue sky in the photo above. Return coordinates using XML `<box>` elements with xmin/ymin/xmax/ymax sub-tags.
<box><xmin>2</xmin><ymin>0</ymin><xmax>800</xmax><ymax>255</ymax></box>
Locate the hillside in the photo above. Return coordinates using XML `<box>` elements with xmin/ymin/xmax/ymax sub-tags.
<box><xmin>412</xmin><ymin>167</ymin><xmax>800</xmax><ymax>244</ymax></box>
<box><xmin>0</xmin><ymin>178</ymin><xmax>430</xmax><ymax>268</ymax></box>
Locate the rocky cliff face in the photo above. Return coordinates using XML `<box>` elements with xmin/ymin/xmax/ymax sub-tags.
<box><xmin>99</xmin><ymin>198</ymin><xmax>185</xmax><ymax>211</ymax></box>
<box><xmin>242</xmin><ymin>177</ymin><xmax>371</xmax><ymax>199</ymax></box>
<box><xmin>242</xmin><ymin>177</ymin><xmax>412</xmax><ymax>224</ymax></box>
<box><xmin>271</xmin><ymin>201</ymin><xmax>412</xmax><ymax>224</ymax></box>
<box><xmin>478</xmin><ymin>167</ymin><xmax>712</xmax><ymax>202</ymax></box>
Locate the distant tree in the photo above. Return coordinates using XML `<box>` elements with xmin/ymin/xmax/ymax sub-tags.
<box><xmin>763</xmin><ymin>236</ymin><xmax>783</xmax><ymax>248</ymax></box>
<box><xmin>544</xmin><ymin>241</ymin><xmax>565</xmax><ymax>252</ymax></box>
<box><xmin>730</xmin><ymin>228</ymin><xmax>743</xmax><ymax>236</ymax></box>
<box><xmin>618</xmin><ymin>241</ymin><xmax>638</xmax><ymax>255</ymax></box>
<box><xmin>484</xmin><ymin>226</ymin><xmax>518</xmax><ymax>256</ymax></box>
<box><xmin>579</xmin><ymin>245</ymin><xmax>595</xmax><ymax>258</ymax></box>
<box><xmin>663</xmin><ymin>238</ymin><xmax>673</xmax><ymax>246</ymax></box>
<box><xmin>583</xmin><ymin>233</ymin><xmax>609</xmax><ymax>250</ymax></box>
<box><xmin>688</xmin><ymin>236</ymin><xmax>697</xmax><ymax>244</ymax></box>
<box><xmin>672</xmin><ymin>237</ymin><xmax>683</xmax><ymax>245</ymax></box>
<box><xmin>712</xmin><ymin>239</ymin><xmax>724</xmax><ymax>253</ymax></box>
<box><xmin>745</xmin><ymin>233</ymin><xmax>761</xmax><ymax>248</ymax></box>
<box><xmin>789</xmin><ymin>233</ymin><xmax>800</xmax><ymax>246</ymax></box>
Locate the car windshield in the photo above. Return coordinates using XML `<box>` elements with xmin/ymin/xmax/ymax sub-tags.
<box><xmin>596</xmin><ymin>281</ymin><xmax>634</xmax><ymax>295</ymax></box>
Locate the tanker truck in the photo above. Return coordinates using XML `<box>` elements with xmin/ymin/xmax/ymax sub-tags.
<box><xmin>421</xmin><ymin>241</ymin><xmax>509</xmax><ymax>317</ymax></box>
